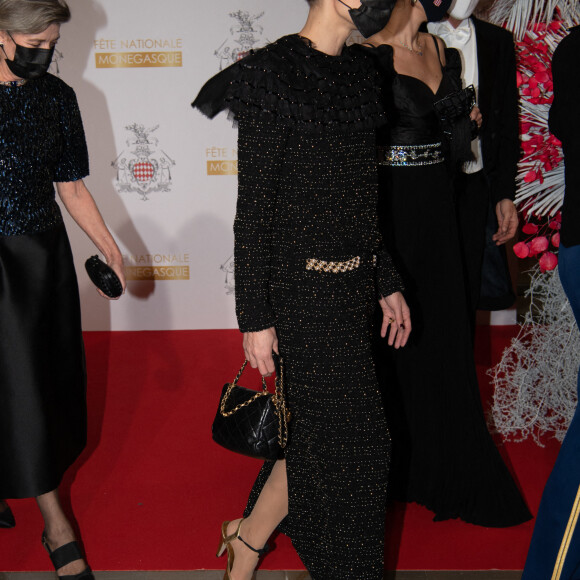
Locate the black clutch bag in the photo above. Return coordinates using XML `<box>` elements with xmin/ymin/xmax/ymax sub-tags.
<box><xmin>433</xmin><ymin>84</ymin><xmax>476</xmax><ymax>128</ymax></box>
<box><xmin>212</xmin><ymin>355</ymin><xmax>290</xmax><ymax>461</ymax></box>
<box><xmin>433</xmin><ymin>84</ymin><xmax>478</xmax><ymax>163</ymax></box>
<box><xmin>85</xmin><ymin>255</ymin><xmax>123</xmax><ymax>298</ymax></box>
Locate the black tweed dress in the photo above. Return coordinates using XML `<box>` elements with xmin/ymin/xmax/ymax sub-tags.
<box><xmin>193</xmin><ymin>34</ymin><xmax>403</xmax><ymax>579</ymax></box>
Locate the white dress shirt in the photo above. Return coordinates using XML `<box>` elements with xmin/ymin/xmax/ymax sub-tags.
<box><xmin>428</xmin><ymin>18</ymin><xmax>484</xmax><ymax>174</ymax></box>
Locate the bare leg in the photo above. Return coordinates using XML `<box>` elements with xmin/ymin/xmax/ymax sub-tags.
<box><xmin>228</xmin><ymin>459</ymin><xmax>289</xmax><ymax>580</ymax></box>
<box><xmin>36</xmin><ymin>489</ymin><xmax>88</xmax><ymax>576</ymax></box>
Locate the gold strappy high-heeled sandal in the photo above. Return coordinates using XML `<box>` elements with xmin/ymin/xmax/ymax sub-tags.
<box><xmin>216</xmin><ymin>519</ymin><xmax>270</xmax><ymax>580</ymax></box>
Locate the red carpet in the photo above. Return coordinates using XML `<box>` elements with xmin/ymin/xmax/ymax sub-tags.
<box><xmin>0</xmin><ymin>326</ymin><xmax>560</xmax><ymax>571</ymax></box>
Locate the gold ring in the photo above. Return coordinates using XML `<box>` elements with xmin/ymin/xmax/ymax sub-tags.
<box><xmin>388</xmin><ymin>318</ymin><xmax>394</xmax><ymax>324</ymax></box>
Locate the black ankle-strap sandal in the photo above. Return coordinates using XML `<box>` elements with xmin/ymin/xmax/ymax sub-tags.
<box><xmin>0</xmin><ymin>504</ymin><xmax>15</xmax><ymax>528</ymax></box>
<box><xmin>217</xmin><ymin>519</ymin><xmax>270</xmax><ymax>580</ymax></box>
<box><xmin>237</xmin><ymin>533</ymin><xmax>270</xmax><ymax>556</ymax></box>
<box><xmin>42</xmin><ymin>533</ymin><xmax>95</xmax><ymax>580</ymax></box>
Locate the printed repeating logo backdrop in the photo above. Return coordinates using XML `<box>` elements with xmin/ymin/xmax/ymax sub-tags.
<box><xmin>57</xmin><ymin>0</ymin><xmax>307</xmax><ymax>330</ymax></box>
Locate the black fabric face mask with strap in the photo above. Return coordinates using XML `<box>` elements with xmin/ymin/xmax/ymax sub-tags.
<box><xmin>1</xmin><ymin>34</ymin><xmax>54</xmax><ymax>80</ymax></box>
<box><xmin>338</xmin><ymin>0</ymin><xmax>396</xmax><ymax>38</ymax></box>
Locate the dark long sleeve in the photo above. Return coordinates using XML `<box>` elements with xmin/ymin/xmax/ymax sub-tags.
<box><xmin>234</xmin><ymin>116</ymin><xmax>287</xmax><ymax>332</ymax></box>
<box><xmin>549</xmin><ymin>27</ymin><xmax>580</xmax><ymax>248</ymax></box>
<box><xmin>492</xmin><ymin>33</ymin><xmax>519</xmax><ymax>204</ymax></box>
<box><xmin>549</xmin><ymin>30</ymin><xmax>580</xmax><ymax>145</ymax></box>
<box><xmin>376</xmin><ymin>245</ymin><xmax>404</xmax><ymax>298</ymax></box>
<box><xmin>475</xmin><ymin>19</ymin><xmax>520</xmax><ymax>204</ymax></box>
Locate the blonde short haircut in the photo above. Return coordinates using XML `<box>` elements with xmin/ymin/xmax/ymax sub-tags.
<box><xmin>0</xmin><ymin>0</ymin><xmax>70</xmax><ymax>34</ymax></box>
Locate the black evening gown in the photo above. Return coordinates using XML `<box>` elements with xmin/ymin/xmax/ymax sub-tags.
<box><xmin>367</xmin><ymin>42</ymin><xmax>532</xmax><ymax>527</ymax></box>
<box><xmin>193</xmin><ymin>35</ymin><xmax>403</xmax><ymax>579</ymax></box>
<box><xmin>0</xmin><ymin>75</ymin><xmax>90</xmax><ymax>499</ymax></box>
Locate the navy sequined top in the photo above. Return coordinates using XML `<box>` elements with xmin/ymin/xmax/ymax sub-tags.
<box><xmin>0</xmin><ymin>74</ymin><xmax>89</xmax><ymax>236</ymax></box>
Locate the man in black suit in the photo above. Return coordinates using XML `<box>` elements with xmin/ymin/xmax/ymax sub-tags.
<box><xmin>428</xmin><ymin>0</ymin><xmax>519</xmax><ymax>330</ymax></box>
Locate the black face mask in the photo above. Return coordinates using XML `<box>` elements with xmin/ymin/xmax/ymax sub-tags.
<box><xmin>2</xmin><ymin>35</ymin><xmax>54</xmax><ymax>80</ymax></box>
<box><xmin>338</xmin><ymin>0</ymin><xmax>395</xmax><ymax>38</ymax></box>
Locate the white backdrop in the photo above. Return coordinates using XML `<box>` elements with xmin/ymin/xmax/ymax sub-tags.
<box><xmin>56</xmin><ymin>0</ymin><xmax>308</xmax><ymax>330</ymax></box>
<box><xmin>57</xmin><ymin>1</ymin><xmax>514</xmax><ymax>330</ymax></box>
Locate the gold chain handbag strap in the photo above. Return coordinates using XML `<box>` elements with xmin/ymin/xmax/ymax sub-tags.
<box><xmin>220</xmin><ymin>357</ymin><xmax>290</xmax><ymax>450</ymax></box>
<box><xmin>220</xmin><ymin>360</ymin><xmax>269</xmax><ymax>417</ymax></box>
<box><xmin>273</xmin><ymin>356</ymin><xmax>289</xmax><ymax>450</ymax></box>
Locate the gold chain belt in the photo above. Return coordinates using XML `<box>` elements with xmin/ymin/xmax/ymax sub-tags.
<box><xmin>306</xmin><ymin>255</ymin><xmax>377</xmax><ymax>273</ymax></box>
<box><xmin>377</xmin><ymin>143</ymin><xmax>444</xmax><ymax>166</ymax></box>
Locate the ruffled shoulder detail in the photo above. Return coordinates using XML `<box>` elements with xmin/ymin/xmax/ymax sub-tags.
<box><xmin>192</xmin><ymin>34</ymin><xmax>384</xmax><ymax>131</ymax></box>
<box><xmin>352</xmin><ymin>42</ymin><xmax>394</xmax><ymax>75</ymax></box>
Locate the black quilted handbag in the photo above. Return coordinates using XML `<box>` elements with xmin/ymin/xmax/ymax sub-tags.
<box><xmin>212</xmin><ymin>355</ymin><xmax>290</xmax><ymax>461</ymax></box>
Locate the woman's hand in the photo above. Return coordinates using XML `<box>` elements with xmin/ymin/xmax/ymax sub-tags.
<box><xmin>243</xmin><ymin>327</ymin><xmax>279</xmax><ymax>376</ymax></box>
<box><xmin>97</xmin><ymin>255</ymin><xmax>126</xmax><ymax>300</ymax></box>
<box><xmin>379</xmin><ymin>291</ymin><xmax>411</xmax><ymax>349</ymax></box>
<box><xmin>470</xmin><ymin>105</ymin><xmax>483</xmax><ymax>129</ymax></box>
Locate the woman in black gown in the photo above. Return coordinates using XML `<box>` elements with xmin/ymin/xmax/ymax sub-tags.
<box><xmin>193</xmin><ymin>1</ymin><xmax>411</xmax><ymax>578</ymax></box>
<box><xmin>0</xmin><ymin>1</ymin><xmax>125</xmax><ymax>577</ymax></box>
<box><xmin>364</xmin><ymin>0</ymin><xmax>532</xmax><ymax>527</ymax></box>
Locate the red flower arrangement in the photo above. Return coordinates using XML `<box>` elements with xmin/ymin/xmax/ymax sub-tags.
<box><xmin>513</xmin><ymin>19</ymin><xmax>566</xmax><ymax>271</ymax></box>
<box><xmin>513</xmin><ymin>211</ymin><xmax>561</xmax><ymax>271</ymax></box>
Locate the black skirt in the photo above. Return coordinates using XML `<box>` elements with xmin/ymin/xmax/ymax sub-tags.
<box><xmin>375</xmin><ymin>162</ymin><xmax>531</xmax><ymax>527</ymax></box>
<box><xmin>244</xmin><ymin>259</ymin><xmax>391</xmax><ymax>580</ymax></box>
<box><xmin>0</xmin><ymin>225</ymin><xmax>87</xmax><ymax>499</ymax></box>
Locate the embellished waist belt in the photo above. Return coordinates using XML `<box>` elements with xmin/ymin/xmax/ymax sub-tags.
<box><xmin>377</xmin><ymin>143</ymin><xmax>444</xmax><ymax>166</ymax></box>
<box><xmin>305</xmin><ymin>254</ymin><xmax>377</xmax><ymax>273</ymax></box>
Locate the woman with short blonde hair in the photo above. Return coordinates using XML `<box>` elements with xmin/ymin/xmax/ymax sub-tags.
<box><xmin>0</xmin><ymin>1</ymin><xmax>125</xmax><ymax>578</ymax></box>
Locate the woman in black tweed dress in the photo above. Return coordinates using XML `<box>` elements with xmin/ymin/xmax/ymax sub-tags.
<box><xmin>193</xmin><ymin>1</ymin><xmax>409</xmax><ymax>578</ymax></box>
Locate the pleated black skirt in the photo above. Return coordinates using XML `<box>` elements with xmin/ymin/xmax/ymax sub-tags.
<box><xmin>375</xmin><ymin>162</ymin><xmax>531</xmax><ymax>527</ymax></box>
<box><xmin>0</xmin><ymin>225</ymin><xmax>87</xmax><ymax>499</ymax></box>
